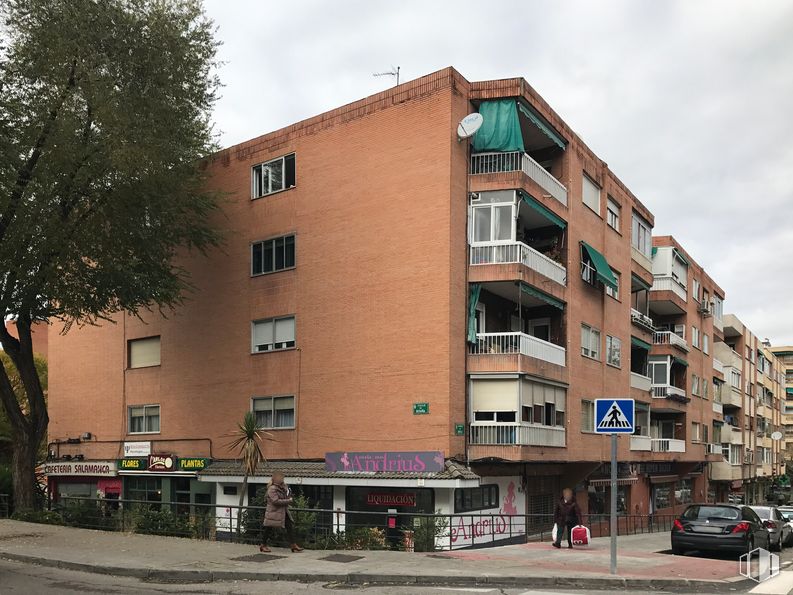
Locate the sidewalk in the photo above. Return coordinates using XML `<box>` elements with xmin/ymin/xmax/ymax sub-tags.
<box><xmin>0</xmin><ymin>519</ymin><xmax>751</xmax><ymax>590</ymax></box>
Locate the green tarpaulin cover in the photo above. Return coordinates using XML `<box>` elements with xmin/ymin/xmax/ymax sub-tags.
<box><xmin>631</xmin><ymin>336</ymin><xmax>652</xmax><ymax>351</ymax></box>
<box><xmin>472</xmin><ymin>100</ymin><xmax>525</xmax><ymax>153</ymax></box>
<box><xmin>467</xmin><ymin>284</ymin><xmax>482</xmax><ymax>344</ymax></box>
<box><xmin>580</xmin><ymin>242</ymin><xmax>618</xmax><ymax>291</ymax></box>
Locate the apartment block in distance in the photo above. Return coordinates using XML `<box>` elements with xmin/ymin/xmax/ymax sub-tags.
<box><xmin>771</xmin><ymin>346</ymin><xmax>793</xmax><ymax>461</ymax></box>
<box><xmin>44</xmin><ymin>67</ymin><xmax>774</xmax><ymax>546</ymax></box>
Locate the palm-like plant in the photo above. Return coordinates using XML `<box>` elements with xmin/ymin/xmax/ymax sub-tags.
<box><xmin>227</xmin><ymin>412</ymin><xmax>270</xmax><ymax>534</ymax></box>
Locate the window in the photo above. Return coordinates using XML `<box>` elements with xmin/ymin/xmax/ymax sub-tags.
<box><xmin>581</xmin><ymin>324</ymin><xmax>601</xmax><ymax>360</ymax></box>
<box><xmin>581</xmin><ymin>400</ymin><xmax>595</xmax><ymax>433</ymax></box>
<box><xmin>252</xmin><ymin>235</ymin><xmax>295</xmax><ymax>275</ymax></box>
<box><xmin>252</xmin><ymin>153</ymin><xmax>296</xmax><ymax>198</ymax></box>
<box><xmin>730</xmin><ymin>369</ymin><xmax>741</xmax><ymax>389</ymax></box>
<box><xmin>582</xmin><ymin>174</ymin><xmax>601</xmax><ymax>214</ymax></box>
<box><xmin>472</xmin><ymin>203</ymin><xmax>513</xmax><ymax>243</ymax></box>
<box><xmin>474</xmin><ymin>411</ymin><xmax>517</xmax><ymax>422</ymax></box>
<box><xmin>128</xmin><ymin>405</ymin><xmax>160</xmax><ymax>434</ymax></box>
<box><xmin>252</xmin><ymin>316</ymin><xmax>295</xmax><ymax>352</ymax></box>
<box><xmin>692</xmin><ymin>374</ymin><xmax>700</xmax><ymax>396</ymax></box>
<box><xmin>675</xmin><ymin>478</ymin><xmax>693</xmax><ymax>505</ymax></box>
<box><xmin>631</xmin><ymin>211</ymin><xmax>652</xmax><ymax>258</ymax></box>
<box><xmin>606</xmin><ymin>335</ymin><xmax>621</xmax><ymax>368</ymax></box>
<box><xmin>703</xmin><ymin>334</ymin><xmax>709</xmax><ymax>355</ymax></box>
<box><xmin>128</xmin><ymin>336</ymin><xmax>160</xmax><ymax>369</ymax></box>
<box><xmin>692</xmin><ymin>326</ymin><xmax>700</xmax><ymax>349</ymax></box>
<box><xmin>606</xmin><ymin>270</ymin><xmax>620</xmax><ymax>300</ymax></box>
<box><xmin>691</xmin><ymin>422</ymin><xmax>701</xmax><ymax>442</ymax></box>
<box><xmin>252</xmin><ymin>396</ymin><xmax>295</xmax><ymax>429</ymax></box>
<box><xmin>606</xmin><ymin>197</ymin><xmax>620</xmax><ymax>231</ymax></box>
<box><xmin>454</xmin><ymin>485</ymin><xmax>499</xmax><ymax>513</ymax></box>
<box><xmin>691</xmin><ymin>279</ymin><xmax>701</xmax><ymax>302</ymax></box>
<box><xmin>126</xmin><ymin>477</ymin><xmax>162</xmax><ymax>504</ymax></box>
<box><xmin>703</xmin><ymin>379</ymin><xmax>709</xmax><ymax>400</ymax></box>
<box><xmin>713</xmin><ymin>295</ymin><xmax>724</xmax><ymax>320</ymax></box>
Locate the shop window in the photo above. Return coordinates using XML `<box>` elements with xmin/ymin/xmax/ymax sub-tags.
<box><xmin>675</xmin><ymin>479</ymin><xmax>693</xmax><ymax>506</ymax></box>
<box><xmin>454</xmin><ymin>485</ymin><xmax>500</xmax><ymax>513</ymax></box>
<box><xmin>126</xmin><ymin>477</ymin><xmax>162</xmax><ymax>507</ymax></box>
<box><xmin>652</xmin><ymin>483</ymin><xmax>672</xmax><ymax>511</ymax></box>
<box><xmin>588</xmin><ymin>485</ymin><xmax>628</xmax><ymax>515</ymax></box>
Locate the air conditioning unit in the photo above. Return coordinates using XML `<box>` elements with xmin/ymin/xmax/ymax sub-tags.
<box><xmin>698</xmin><ymin>299</ymin><xmax>712</xmax><ymax>317</ymax></box>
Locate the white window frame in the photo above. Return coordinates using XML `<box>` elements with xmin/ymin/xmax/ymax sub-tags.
<box><xmin>252</xmin><ymin>153</ymin><xmax>296</xmax><ymax>198</ymax></box>
<box><xmin>128</xmin><ymin>336</ymin><xmax>161</xmax><ymax>369</ymax></box>
<box><xmin>252</xmin><ymin>396</ymin><xmax>296</xmax><ymax>430</ymax></box>
<box><xmin>631</xmin><ymin>212</ymin><xmax>652</xmax><ymax>258</ymax></box>
<box><xmin>251</xmin><ymin>316</ymin><xmax>296</xmax><ymax>353</ymax></box>
<box><xmin>582</xmin><ymin>174</ymin><xmax>601</xmax><ymax>215</ymax></box>
<box><xmin>703</xmin><ymin>334</ymin><xmax>709</xmax><ymax>355</ymax></box>
<box><xmin>692</xmin><ymin>326</ymin><xmax>700</xmax><ymax>349</ymax></box>
<box><xmin>606</xmin><ymin>335</ymin><xmax>621</xmax><ymax>368</ymax></box>
<box><xmin>606</xmin><ymin>197</ymin><xmax>620</xmax><ymax>231</ymax></box>
<box><xmin>581</xmin><ymin>323</ymin><xmax>601</xmax><ymax>360</ymax></box>
<box><xmin>581</xmin><ymin>400</ymin><xmax>595</xmax><ymax>433</ymax></box>
<box><xmin>691</xmin><ymin>279</ymin><xmax>701</xmax><ymax>303</ymax></box>
<box><xmin>128</xmin><ymin>404</ymin><xmax>160</xmax><ymax>435</ymax></box>
<box><xmin>471</xmin><ymin>201</ymin><xmax>515</xmax><ymax>245</ymax></box>
<box><xmin>606</xmin><ymin>269</ymin><xmax>620</xmax><ymax>300</ymax></box>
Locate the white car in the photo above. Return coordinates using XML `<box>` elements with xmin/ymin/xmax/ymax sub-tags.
<box><xmin>778</xmin><ymin>505</ymin><xmax>793</xmax><ymax>546</ymax></box>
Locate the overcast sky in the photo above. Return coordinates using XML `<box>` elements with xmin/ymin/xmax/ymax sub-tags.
<box><xmin>205</xmin><ymin>0</ymin><xmax>793</xmax><ymax>345</ymax></box>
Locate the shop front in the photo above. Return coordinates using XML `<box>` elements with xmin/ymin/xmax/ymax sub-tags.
<box><xmin>44</xmin><ymin>460</ymin><xmax>120</xmax><ymax>503</ymax></box>
<box><xmin>118</xmin><ymin>454</ymin><xmax>213</xmax><ymax>513</ymax></box>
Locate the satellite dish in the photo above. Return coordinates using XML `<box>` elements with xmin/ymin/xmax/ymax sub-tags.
<box><xmin>457</xmin><ymin>113</ymin><xmax>483</xmax><ymax>139</ymax></box>
<box><xmin>772</xmin><ymin>431</ymin><xmax>783</xmax><ymax>441</ymax></box>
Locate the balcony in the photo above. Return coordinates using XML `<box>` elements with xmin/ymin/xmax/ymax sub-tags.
<box><xmin>653</xmin><ymin>331</ymin><xmax>689</xmax><ymax>352</ymax></box>
<box><xmin>722</xmin><ymin>386</ymin><xmax>744</xmax><ymax>408</ymax></box>
<box><xmin>652</xmin><ymin>384</ymin><xmax>690</xmax><ymax>403</ymax></box>
<box><xmin>712</xmin><ymin>401</ymin><xmax>723</xmax><ymax>415</ymax></box>
<box><xmin>470</xmin><ymin>332</ymin><xmax>566</xmax><ymax>367</ymax></box>
<box><xmin>630</xmin><ymin>308</ymin><xmax>655</xmax><ymax>333</ymax></box>
<box><xmin>711</xmin><ymin>460</ymin><xmax>743</xmax><ymax>481</ymax></box>
<box><xmin>470</xmin><ymin>151</ymin><xmax>568</xmax><ymax>207</ymax></box>
<box><xmin>651</xmin><ymin>276</ymin><xmax>687</xmax><ymax>302</ymax></box>
<box><xmin>707</xmin><ymin>443</ymin><xmax>722</xmax><ymax>455</ymax></box>
<box><xmin>651</xmin><ymin>439</ymin><xmax>685</xmax><ymax>453</ymax></box>
<box><xmin>713</xmin><ymin>358</ymin><xmax>725</xmax><ymax>375</ymax></box>
<box><xmin>630</xmin><ymin>435</ymin><xmax>652</xmax><ymax>451</ymax></box>
<box><xmin>470</xmin><ymin>242</ymin><xmax>566</xmax><ymax>286</ymax></box>
<box><xmin>469</xmin><ymin>423</ymin><xmax>565</xmax><ymax>447</ymax></box>
<box><xmin>728</xmin><ymin>428</ymin><xmax>744</xmax><ymax>445</ymax></box>
<box><xmin>630</xmin><ymin>372</ymin><xmax>652</xmax><ymax>393</ymax></box>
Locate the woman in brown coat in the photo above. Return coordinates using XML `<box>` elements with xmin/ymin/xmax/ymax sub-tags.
<box><xmin>259</xmin><ymin>471</ymin><xmax>303</xmax><ymax>553</ymax></box>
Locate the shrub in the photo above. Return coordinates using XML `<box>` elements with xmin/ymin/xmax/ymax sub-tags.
<box><xmin>59</xmin><ymin>499</ymin><xmax>118</xmax><ymax>531</ymax></box>
<box><xmin>239</xmin><ymin>486</ymin><xmax>267</xmax><ymax>544</ymax></box>
<box><xmin>130</xmin><ymin>505</ymin><xmax>191</xmax><ymax>537</ymax></box>
<box><xmin>290</xmin><ymin>494</ymin><xmax>318</xmax><ymax>542</ymax></box>
<box><xmin>11</xmin><ymin>509</ymin><xmax>64</xmax><ymax>525</ymax></box>
<box><xmin>410</xmin><ymin>511</ymin><xmax>449</xmax><ymax>552</ymax></box>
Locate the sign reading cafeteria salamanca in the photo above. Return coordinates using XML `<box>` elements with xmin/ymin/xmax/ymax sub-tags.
<box><xmin>324</xmin><ymin>451</ymin><xmax>444</xmax><ymax>473</ymax></box>
<box><xmin>43</xmin><ymin>461</ymin><xmax>117</xmax><ymax>477</ymax></box>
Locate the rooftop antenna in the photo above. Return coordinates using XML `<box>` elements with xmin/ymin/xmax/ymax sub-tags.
<box><xmin>373</xmin><ymin>66</ymin><xmax>400</xmax><ymax>86</ymax></box>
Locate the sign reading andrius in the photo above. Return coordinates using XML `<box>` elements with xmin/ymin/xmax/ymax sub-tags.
<box><xmin>325</xmin><ymin>451</ymin><xmax>445</xmax><ymax>473</ymax></box>
<box><xmin>594</xmin><ymin>399</ymin><xmax>635</xmax><ymax>434</ymax></box>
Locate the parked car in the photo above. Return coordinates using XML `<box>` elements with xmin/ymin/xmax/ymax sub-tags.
<box><xmin>751</xmin><ymin>505</ymin><xmax>793</xmax><ymax>550</ymax></box>
<box><xmin>671</xmin><ymin>504</ymin><xmax>770</xmax><ymax>555</ymax></box>
<box><xmin>778</xmin><ymin>505</ymin><xmax>793</xmax><ymax>546</ymax></box>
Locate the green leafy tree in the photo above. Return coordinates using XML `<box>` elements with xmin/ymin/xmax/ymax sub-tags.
<box><xmin>227</xmin><ymin>412</ymin><xmax>269</xmax><ymax>535</ymax></box>
<box><xmin>0</xmin><ymin>0</ymin><xmax>221</xmax><ymax>510</ymax></box>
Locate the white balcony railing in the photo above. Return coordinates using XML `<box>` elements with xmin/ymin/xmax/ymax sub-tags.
<box><xmin>469</xmin><ymin>423</ymin><xmax>566</xmax><ymax>447</ymax></box>
<box><xmin>651</xmin><ymin>438</ymin><xmax>686</xmax><ymax>453</ymax></box>
<box><xmin>630</xmin><ymin>435</ymin><xmax>652</xmax><ymax>451</ymax></box>
<box><xmin>653</xmin><ymin>331</ymin><xmax>689</xmax><ymax>352</ymax></box>
<box><xmin>707</xmin><ymin>443</ymin><xmax>722</xmax><ymax>455</ymax></box>
<box><xmin>470</xmin><ymin>332</ymin><xmax>566</xmax><ymax>367</ymax></box>
<box><xmin>469</xmin><ymin>242</ymin><xmax>567</xmax><ymax>286</ymax></box>
<box><xmin>630</xmin><ymin>372</ymin><xmax>652</xmax><ymax>392</ymax></box>
<box><xmin>713</xmin><ymin>359</ymin><xmax>725</xmax><ymax>375</ymax></box>
<box><xmin>712</xmin><ymin>401</ymin><xmax>723</xmax><ymax>415</ymax></box>
<box><xmin>652</xmin><ymin>384</ymin><xmax>689</xmax><ymax>402</ymax></box>
<box><xmin>469</xmin><ymin>151</ymin><xmax>568</xmax><ymax>207</ymax></box>
<box><xmin>651</xmin><ymin>276</ymin><xmax>687</xmax><ymax>302</ymax></box>
<box><xmin>630</xmin><ymin>308</ymin><xmax>655</xmax><ymax>332</ymax></box>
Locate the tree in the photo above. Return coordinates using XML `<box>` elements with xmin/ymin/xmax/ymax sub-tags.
<box><xmin>0</xmin><ymin>0</ymin><xmax>222</xmax><ymax>510</ymax></box>
<box><xmin>227</xmin><ymin>412</ymin><xmax>268</xmax><ymax>535</ymax></box>
<box><xmin>0</xmin><ymin>351</ymin><xmax>47</xmax><ymax>462</ymax></box>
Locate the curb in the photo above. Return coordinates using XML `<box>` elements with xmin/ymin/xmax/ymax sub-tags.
<box><xmin>1</xmin><ymin>551</ymin><xmax>749</xmax><ymax>591</ymax></box>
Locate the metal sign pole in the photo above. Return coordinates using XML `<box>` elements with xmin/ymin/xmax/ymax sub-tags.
<box><xmin>610</xmin><ymin>433</ymin><xmax>617</xmax><ymax>575</ymax></box>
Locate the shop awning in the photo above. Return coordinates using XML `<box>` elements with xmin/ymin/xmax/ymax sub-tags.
<box><xmin>472</xmin><ymin>100</ymin><xmax>525</xmax><ymax>153</ymax></box>
<box><xmin>786</xmin><ymin>387</ymin><xmax>793</xmax><ymax>396</ymax></box>
<box><xmin>673</xmin><ymin>356</ymin><xmax>689</xmax><ymax>368</ymax></box>
<box><xmin>580</xmin><ymin>241</ymin><xmax>618</xmax><ymax>291</ymax></box>
<box><xmin>468</xmin><ymin>283</ymin><xmax>482</xmax><ymax>344</ymax></box>
<box><xmin>519</xmin><ymin>190</ymin><xmax>566</xmax><ymax>229</ymax></box>
<box><xmin>649</xmin><ymin>475</ymin><xmax>678</xmax><ymax>484</ymax></box>
<box><xmin>631</xmin><ymin>273</ymin><xmax>652</xmax><ymax>291</ymax></box>
<box><xmin>631</xmin><ymin>336</ymin><xmax>652</xmax><ymax>351</ymax></box>
<box><xmin>520</xmin><ymin>282</ymin><xmax>565</xmax><ymax>311</ymax></box>
<box><xmin>588</xmin><ymin>477</ymin><xmax>639</xmax><ymax>487</ymax></box>
<box><xmin>517</xmin><ymin>100</ymin><xmax>566</xmax><ymax>151</ymax></box>
<box><xmin>673</xmin><ymin>248</ymin><xmax>689</xmax><ymax>266</ymax></box>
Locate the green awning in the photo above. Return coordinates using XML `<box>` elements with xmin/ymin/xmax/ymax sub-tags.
<box><xmin>467</xmin><ymin>284</ymin><xmax>482</xmax><ymax>344</ymax></box>
<box><xmin>787</xmin><ymin>387</ymin><xmax>793</xmax><ymax>396</ymax></box>
<box><xmin>673</xmin><ymin>249</ymin><xmax>689</xmax><ymax>266</ymax></box>
<box><xmin>520</xmin><ymin>283</ymin><xmax>565</xmax><ymax>311</ymax></box>
<box><xmin>517</xmin><ymin>101</ymin><xmax>566</xmax><ymax>151</ymax></box>
<box><xmin>775</xmin><ymin>351</ymin><xmax>793</xmax><ymax>357</ymax></box>
<box><xmin>673</xmin><ymin>356</ymin><xmax>689</xmax><ymax>368</ymax></box>
<box><xmin>580</xmin><ymin>241</ymin><xmax>618</xmax><ymax>291</ymax></box>
<box><xmin>631</xmin><ymin>336</ymin><xmax>652</xmax><ymax>351</ymax></box>
<box><xmin>472</xmin><ymin>100</ymin><xmax>525</xmax><ymax>153</ymax></box>
<box><xmin>631</xmin><ymin>273</ymin><xmax>652</xmax><ymax>291</ymax></box>
<box><xmin>518</xmin><ymin>190</ymin><xmax>566</xmax><ymax>229</ymax></box>
<box><xmin>651</xmin><ymin>246</ymin><xmax>658</xmax><ymax>257</ymax></box>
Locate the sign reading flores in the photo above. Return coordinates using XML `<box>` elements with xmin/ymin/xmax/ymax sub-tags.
<box><xmin>325</xmin><ymin>451</ymin><xmax>445</xmax><ymax>473</ymax></box>
<box><xmin>594</xmin><ymin>399</ymin><xmax>635</xmax><ymax>434</ymax></box>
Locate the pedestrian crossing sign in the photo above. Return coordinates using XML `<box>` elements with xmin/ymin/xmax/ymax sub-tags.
<box><xmin>594</xmin><ymin>399</ymin><xmax>635</xmax><ymax>434</ymax></box>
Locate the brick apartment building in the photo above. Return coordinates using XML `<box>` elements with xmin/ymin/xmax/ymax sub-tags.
<box><xmin>43</xmin><ymin>67</ymin><xmax>786</xmax><ymax>544</ymax></box>
<box><xmin>771</xmin><ymin>347</ymin><xmax>793</xmax><ymax>461</ymax></box>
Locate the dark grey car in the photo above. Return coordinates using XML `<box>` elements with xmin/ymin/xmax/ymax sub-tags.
<box><xmin>750</xmin><ymin>505</ymin><xmax>792</xmax><ymax>551</ymax></box>
<box><xmin>671</xmin><ymin>504</ymin><xmax>770</xmax><ymax>555</ymax></box>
